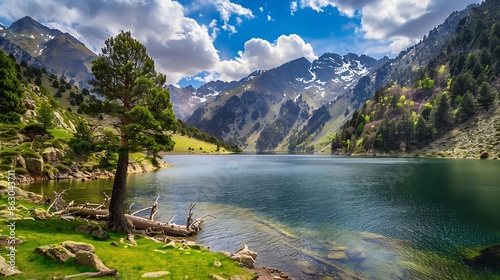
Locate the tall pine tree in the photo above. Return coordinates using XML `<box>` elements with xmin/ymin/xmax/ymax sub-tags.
<box><xmin>89</xmin><ymin>31</ymin><xmax>176</xmax><ymax>233</ymax></box>
<box><xmin>456</xmin><ymin>91</ymin><xmax>476</xmax><ymax>122</ymax></box>
<box><xmin>434</xmin><ymin>94</ymin><xmax>454</xmax><ymax>134</ymax></box>
<box><xmin>477</xmin><ymin>82</ymin><xmax>495</xmax><ymax>111</ymax></box>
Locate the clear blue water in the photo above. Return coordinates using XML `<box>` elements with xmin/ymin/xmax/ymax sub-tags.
<box><xmin>27</xmin><ymin>155</ymin><xmax>500</xmax><ymax>279</ymax></box>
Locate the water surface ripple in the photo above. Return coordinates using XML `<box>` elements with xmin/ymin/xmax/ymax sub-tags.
<box><xmin>27</xmin><ymin>155</ymin><xmax>500</xmax><ymax>279</ymax></box>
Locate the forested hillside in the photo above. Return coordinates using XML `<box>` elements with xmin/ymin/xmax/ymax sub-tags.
<box><xmin>0</xmin><ymin>49</ymin><xmax>238</xmax><ymax>183</ymax></box>
<box><xmin>332</xmin><ymin>0</ymin><xmax>500</xmax><ymax>158</ymax></box>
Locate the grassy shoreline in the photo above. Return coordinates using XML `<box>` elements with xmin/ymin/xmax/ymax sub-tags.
<box><xmin>0</xmin><ymin>186</ymin><xmax>256</xmax><ymax>279</ymax></box>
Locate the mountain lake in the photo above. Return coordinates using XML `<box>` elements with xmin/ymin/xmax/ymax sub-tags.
<box><xmin>26</xmin><ymin>154</ymin><xmax>500</xmax><ymax>279</ymax></box>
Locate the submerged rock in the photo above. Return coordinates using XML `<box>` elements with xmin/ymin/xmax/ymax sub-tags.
<box><xmin>327</xmin><ymin>251</ymin><xmax>348</xmax><ymax>260</ymax></box>
<box><xmin>466</xmin><ymin>244</ymin><xmax>500</xmax><ymax>270</ymax></box>
<box><xmin>346</xmin><ymin>249</ymin><xmax>366</xmax><ymax>262</ymax></box>
<box><xmin>360</xmin><ymin>231</ymin><xmax>406</xmax><ymax>249</ymax></box>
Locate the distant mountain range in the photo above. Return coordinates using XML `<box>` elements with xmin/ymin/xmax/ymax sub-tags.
<box><xmin>170</xmin><ymin>2</ymin><xmax>476</xmax><ymax>152</ymax></box>
<box><xmin>178</xmin><ymin>53</ymin><xmax>388</xmax><ymax>151</ymax></box>
<box><xmin>0</xmin><ymin>6</ymin><xmax>480</xmax><ymax>153</ymax></box>
<box><xmin>0</xmin><ymin>16</ymin><xmax>96</xmax><ymax>89</ymax></box>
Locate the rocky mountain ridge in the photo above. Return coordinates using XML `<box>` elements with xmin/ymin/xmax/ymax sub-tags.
<box><xmin>180</xmin><ymin>53</ymin><xmax>384</xmax><ymax>152</ymax></box>
<box><xmin>176</xmin><ymin>2</ymin><xmax>476</xmax><ymax>153</ymax></box>
<box><xmin>0</xmin><ymin>16</ymin><xmax>96</xmax><ymax>89</ymax></box>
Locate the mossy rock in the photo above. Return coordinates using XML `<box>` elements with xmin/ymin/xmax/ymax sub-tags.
<box><xmin>35</xmin><ymin>244</ymin><xmax>75</xmax><ymax>263</ymax></box>
<box><xmin>75</xmin><ymin>225</ymin><xmax>109</xmax><ymax>241</ymax></box>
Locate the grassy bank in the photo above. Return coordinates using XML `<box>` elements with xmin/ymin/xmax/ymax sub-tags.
<box><xmin>170</xmin><ymin>135</ymin><xmax>231</xmax><ymax>154</ymax></box>
<box><xmin>0</xmin><ymin>196</ymin><xmax>254</xmax><ymax>279</ymax></box>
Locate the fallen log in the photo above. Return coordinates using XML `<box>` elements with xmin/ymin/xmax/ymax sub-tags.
<box><xmin>67</xmin><ymin>207</ymin><xmax>203</xmax><ymax>236</ymax></box>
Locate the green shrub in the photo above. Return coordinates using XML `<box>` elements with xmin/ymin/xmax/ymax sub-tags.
<box><xmin>56</xmin><ymin>164</ymin><xmax>70</xmax><ymax>173</ymax></box>
<box><xmin>14</xmin><ymin>167</ymin><xmax>29</xmax><ymax>175</ymax></box>
<box><xmin>0</xmin><ymin>128</ymin><xmax>19</xmax><ymax>141</ymax></box>
<box><xmin>0</xmin><ymin>163</ymin><xmax>13</xmax><ymax>171</ymax></box>
<box><xmin>21</xmin><ymin>149</ymin><xmax>40</xmax><ymax>159</ymax></box>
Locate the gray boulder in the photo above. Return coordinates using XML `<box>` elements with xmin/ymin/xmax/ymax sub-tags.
<box><xmin>75</xmin><ymin>251</ymin><xmax>110</xmax><ymax>272</ymax></box>
<box><xmin>34</xmin><ymin>209</ymin><xmax>51</xmax><ymax>220</ymax></box>
<box><xmin>60</xmin><ymin>241</ymin><xmax>95</xmax><ymax>254</ymax></box>
<box><xmin>13</xmin><ymin>155</ymin><xmax>26</xmax><ymax>169</ymax></box>
<box><xmin>25</xmin><ymin>156</ymin><xmax>44</xmax><ymax>173</ymax></box>
<box><xmin>75</xmin><ymin>225</ymin><xmax>109</xmax><ymax>240</ymax></box>
<box><xmin>230</xmin><ymin>244</ymin><xmax>258</xmax><ymax>268</ymax></box>
<box><xmin>0</xmin><ymin>256</ymin><xmax>23</xmax><ymax>277</ymax></box>
<box><xmin>41</xmin><ymin>147</ymin><xmax>65</xmax><ymax>164</ymax></box>
<box><xmin>35</xmin><ymin>244</ymin><xmax>75</xmax><ymax>263</ymax></box>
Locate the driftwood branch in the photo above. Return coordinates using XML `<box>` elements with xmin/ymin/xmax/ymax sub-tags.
<box><xmin>67</xmin><ymin>198</ymin><xmax>211</xmax><ymax>237</ymax></box>
<box><xmin>94</xmin><ymin>193</ymin><xmax>110</xmax><ymax>210</ymax></box>
<box><xmin>187</xmin><ymin>203</ymin><xmax>196</xmax><ymax>228</ymax></box>
<box><xmin>47</xmin><ymin>189</ymin><xmax>69</xmax><ymax>213</ymax></box>
<box><xmin>149</xmin><ymin>196</ymin><xmax>160</xmax><ymax>221</ymax></box>
<box><xmin>168</xmin><ymin>215</ymin><xmax>176</xmax><ymax>223</ymax></box>
<box><xmin>130</xmin><ymin>196</ymin><xmax>160</xmax><ymax>221</ymax></box>
<box><xmin>62</xmin><ymin>269</ymin><xmax>118</xmax><ymax>279</ymax></box>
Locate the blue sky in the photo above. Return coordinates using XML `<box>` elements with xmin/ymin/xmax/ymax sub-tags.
<box><xmin>0</xmin><ymin>0</ymin><xmax>482</xmax><ymax>88</ymax></box>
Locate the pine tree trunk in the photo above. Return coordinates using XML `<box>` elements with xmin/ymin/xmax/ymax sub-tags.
<box><xmin>106</xmin><ymin>150</ymin><xmax>130</xmax><ymax>233</ymax></box>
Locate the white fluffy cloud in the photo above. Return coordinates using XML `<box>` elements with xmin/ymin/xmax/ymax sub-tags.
<box><xmin>216</xmin><ymin>34</ymin><xmax>317</xmax><ymax>81</ymax></box>
<box><xmin>0</xmin><ymin>0</ymin><xmax>221</xmax><ymax>84</ymax></box>
<box><xmin>290</xmin><ymin>1</ymin><xmax>298</xmax><ymax>15</ymax></box>
<box><xmin>199</xmin><ymin>0</ymin><xmax>254</xmax><ymax>35</ymax></box>
<box><xmin>0</xmin><ymin>0</ymin><xmax>319</xmax><ymax>85</ymax></box>
<box><xmin>298</xmin><ymin>0</ymin><xmax>481</xmax><ymax>54</ymax></box>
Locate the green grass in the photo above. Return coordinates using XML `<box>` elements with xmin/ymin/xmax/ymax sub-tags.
<box><xmin>47</xmin><ymin>128</ymin><xmax>73</xmax><ymax>140</ymax></box>
<box><xmin>171</xmin><ymin>135</ymin><xmax>229</xmax><ymax>154</ymax></box>
<box><xmin>0</xmin><ymin>197</ymin><xmax>254</xmax><ymax>279</ymax></box>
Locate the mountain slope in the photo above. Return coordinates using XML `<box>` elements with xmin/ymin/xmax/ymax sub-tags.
<box><xmin>331</xmin><ymin>0</ymin><xmax>500</xmax><ymax>158</ymax></box>
<box><xmin>0</xmin><ymin>16</ymin><xmax>96</xmax><ymax>89</ymax></box>
<box><xmin>38</xmin><ymin>33</ymin><xmax>96</xmax><ymax>88</ymax></box>
<box><xmin>186</xmin><ymin>54</ymin><xmax>383</xmax><ymax>151</ymax></box>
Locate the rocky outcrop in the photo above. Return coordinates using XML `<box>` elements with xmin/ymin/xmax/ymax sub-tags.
<box><xmin>127</xmin><ymin>159</ymin><xmax>170</xmax><ymax>174</ymax></box>
<box><xmin>33</xmin><ymin>209</ymin><xmax>51</xmax><ymax>220</ymax></box>
<box><xmin>75</xmin><ymin>251</ymin><xmax>110</xmax><ymax>271</ymax></box>
<box><xmin>0</xmin><ymin>256</ymin><xmax>23</xmax><ymax>277</ymax></box>
<box><xmin>41</xmin><ymin>147</ymin><xmax>65</xmax><ymax>164</ymax></box>
<box><xmin>0</xmin><ymin>184</ymin><xmax>42</xmax><ymax>203</ymax></box>
<box><xmin>12</xmin><ymin>157</ymin><xmax>169</xmax><ymax>184</ymax></box>
<box><xmin>35</xmin><ymin>244</ymin><xmax>75</xmax><ymax>263</ymax></box>
<box><xmin>24</xmin><ymin>156</ymin><xmax>44</xmax><ymax>174</ymax></box>
<box><xmin>13</xmin><ymin>155</ymin><xmax>26</xmax><ymax>169</ymax></box>
<box><xmin>35</xmin><ymin>241</ymin><xmax>109</xmax><ymax>271</ymax></box>
<box><xmin>75</xmin><ymin>225</ymin><xmax>109</xmax><ymax>241</ymax></box>
<box><xmin>53</xmin><ymin>111</ymin><xmax>75</xmax><ymax>131</ymax></box>
<box><xmin>230</xmin><ymin>244</ymin><xmax>258</xmax><ymax>268</ymax></box>
<box><xmin>60</xmin><ymin>241</ymin><xmax>95</xmax><ymax>254</ymax></box>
